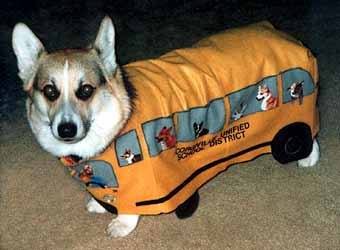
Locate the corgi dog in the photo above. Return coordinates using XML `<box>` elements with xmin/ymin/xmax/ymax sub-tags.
<box><xmin>155</xmin><ymin>126</ymin><xmax>177</xmax><ymax>150</ymax></box>
<box><xmin>12</xmin><ymin>16</ymin><xmax>198</xmax><ymax>238</ymax></box>
<box><xmin>288</xmin><ymin>81</ymin><xmax>304</xmax><ymax>104</ymax></box>
<box><xmin>12</xmin><ymin>17</ymin><xmax>320</xmax><ymax>238</ymax></box>
<box><xmin>256</xmin><ymin>85</ymin><xmax>278</xmax><ymax>111</ymax></box>
<box><xmin>12</xmin><ymin>17</ymin><xmax>142</xmax><ymax>238</ymax></box>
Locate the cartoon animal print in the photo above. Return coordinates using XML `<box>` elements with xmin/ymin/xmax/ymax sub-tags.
<box><xmin>256</xmin><ymin>85</ymin><xmax>278</xmax><ymax>111</ymax></box>
<box><xmin>121</xmin><ymin>148</ymin><xmax>142</xmax><ymax>164</ymax></box>
<box><xmin>78</xmin><ymin>164</ymin><xmax>108</xmax><ymax>188</ymax></box>
<box><xmin>193</xmin><ymin>122</ymin><xmax>209</xmax><ymax>138</ymax></box>
<box><xmin>287</xmin><ymin>81</ymin><xmax>304</xmax><ymax>105</ymax></box>
<box><xmin>231</xmin><ymin>102</ymin><xmax>247</xmax><ymax>121</ymax></box>
<box><xmin>78</xmin><ymin>165</ymin><xmax>94</xmax><ymax>182</ymax></box>
<box><xmin>155</xmin><ymin>126</ymin><xmax>177</xmax><ymax>150</ymax></box>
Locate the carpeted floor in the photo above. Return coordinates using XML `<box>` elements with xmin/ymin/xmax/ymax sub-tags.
<box><xmin>1</xmin><ymin>1</ymin><xmax>340</xmax><ymax>249</ymax></box>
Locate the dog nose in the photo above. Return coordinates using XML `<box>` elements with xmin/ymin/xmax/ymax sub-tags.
<box><xmin>58</xmin><ymin>122</ymin><xmax>77</xmax><ymax>139</ymax></box>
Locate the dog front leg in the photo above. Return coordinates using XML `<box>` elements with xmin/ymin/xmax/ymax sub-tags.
<box><xmin>107</xmin><ymin>214</ymin><xmax>140</xmax><ymax>237</ymax></box>
<box><xmin>86</xmin><ymin>197</ymin><xmax>107</xmax><ymax>213</ymax></box>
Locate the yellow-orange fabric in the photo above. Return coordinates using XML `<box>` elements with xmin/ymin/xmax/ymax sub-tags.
<box><xmin>60</xmin><ymin>21</ymin><xmax>319</xmax><ymax>215</ymax></box>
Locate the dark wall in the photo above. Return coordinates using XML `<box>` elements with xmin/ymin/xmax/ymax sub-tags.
<box><xmin>0</xmin><ymin>0</ymin><xmax>312</xmax><ymax>122</ymax></box>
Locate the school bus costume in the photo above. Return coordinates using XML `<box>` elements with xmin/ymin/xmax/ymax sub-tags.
<box><xmin>60</xmin><ymin>21</ymin><xmax>319</xmax><ymax>215</ymax></box>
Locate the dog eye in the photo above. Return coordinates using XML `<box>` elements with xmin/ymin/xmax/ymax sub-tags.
<box><xmin>76</xmin><ymin>84</ymin><xmax>95</xmax><ymax>101</ymax></box>
<box><xmin>42</xmin><ymin>85</ymin><xmax>59</xmax><ymax>101</ymax></box>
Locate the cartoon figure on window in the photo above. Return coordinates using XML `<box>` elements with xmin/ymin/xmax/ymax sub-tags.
<box><xmin>193</xmin><ymin>122</ymin><xmax>209</xmax><ymax>138</ymax></box>
<box><xmin>121</xmin><ymin>148</ymin><xmax>142</xmax><ymax>165</ymax></box>
<box><xmin>78</xmin><ymin>164</ymin><xmax>109</xmax><ymax>188</ymax></box>
<box><xmin>256</xmin><ymin>85</ymin><xmax>278</xmax><ymax>111</ymax></box>
<box><xmin>287</xmin><ymin>81</ymin><xmax>304</xmax><ymax>105</ymax></box>
<box><xmin>155</xmin><ymin>126</ymin><xmax>176</xmax><ymax>150</ymax></box>
<box><xmin>231</xmin><ymin>102</ymin><xmax>247</xmax><ymax>121</ymax></box>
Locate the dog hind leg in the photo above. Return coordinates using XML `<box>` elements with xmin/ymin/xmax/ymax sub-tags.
<box><xmin>298</xmin><ymin>139</ymin><xmax>320</xmax><ymax>167</ymax></box>
<box><xmin>175</xmin><ymin>191</ymin><xmax>200</xmax><ymax>219</ymax></box>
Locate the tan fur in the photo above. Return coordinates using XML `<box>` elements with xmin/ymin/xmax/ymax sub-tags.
<box><xmin>27</xmin><ymin>48</ymin><xmax>128</xmax><ymax>128</ymax></box>
<box><xmin>12</xmin><ymin>17</ymin><xmax>133</xmax><ymax>158</ymax></box>
<box><xmin>13</xmin><ymin>16</ymin><xmax>138</xmax><ymax>237</ymax></box>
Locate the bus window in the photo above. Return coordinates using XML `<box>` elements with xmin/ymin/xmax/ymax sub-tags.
<box><xmin>142</xmin><ymin>116</ymin><xmax>176</xmax><ymax>157</ymax></box>
<box><xmin>228</xmin><ymin>75</ymin><xmax>278</xmax><ymax>123</ymax></box>
<box><xmin>282</xmin><ymin>68</ymin><xmax>315</xmax><ymax>105</ymax></box>
<box><xmin>115</xmin><ymin>130</ymin><xmax>143</xmax><ymax>166</ymax></box>
<box><xmin>228</xmin><ymin>84</ymin><xmax>257</xmax><ymax>123</ymax></box>
<box><xmin>176</xmin><ymin>98</ymin><xmax>226</xmax><ymax>142</ymax></box>
<box><xmin>69</xmin><ymin>160</ymin><xmax>119</xmax><ymax>188</ymax></box>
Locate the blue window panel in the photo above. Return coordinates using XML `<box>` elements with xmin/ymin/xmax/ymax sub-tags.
<box><xmin>177</xmin><ymin>98</ymin><xmax>226</xmax><ymax>142</ymax></box>
<box><xmin>228</xmin><ymin>75</ymin><xmax>278</xmax><ymax>123</ymax></box>
<box><xmin>142</xmin><ymin>117</ymin><xmax>176</xmax><ymax>157</ymax></box>
<box><xmin>68</xmin><ymin>160</ymin><xmax>118</xmax><ymax>188</ymax></box>
<box><xmin>115</xmin><ymin>130</ymin><xmax>143</xmax><ymax>167</ymax></box>
<box><xmin>228</xmin><ymin>84</ymin><xmax>258</xmax><ymax>123</ymax></box>
<box><xmin>282</xmin><ymin>68</ymin><xmax>315</xmax><ymax>104</ymax></box>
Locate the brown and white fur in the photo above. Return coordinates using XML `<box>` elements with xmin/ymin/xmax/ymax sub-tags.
<box><xmin>121</xmin><ymin>148</ymin><xmax>142</xmax><ymax>164</ymax></box>
<box><xmin>256</xmin><ymin>85</ymin><xmax>278</xmax><ymax>111</ymax></box>
<box><xmin>288</xmin><ymin>81</ymin><xmax>304</xmax><ymax>104</ymax></box>
<box><xmin>12</xmin><ymin>17</ymin><xmax>139</xmax><ymax>238</ymax></box>
<box><xmin>12</xmin><ymin>16</ymin><xmax>320</xmax><ymax>238</ymax></box>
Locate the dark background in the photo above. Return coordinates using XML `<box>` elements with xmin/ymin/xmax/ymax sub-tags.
<box><xmin>1</xmin><ymin>0</ymin><xmax>314</xmax><ymax>122</ymax></box>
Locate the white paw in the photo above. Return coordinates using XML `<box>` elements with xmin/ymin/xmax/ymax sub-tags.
<box><xmin>86</xmin><ymin>197</ymin><xmax>107</xmax><ymax>214</ymax></box>
<box><xmin>298</xmin><ymin>139</ymin><xmax>320</xmax><ymax>167</ymax></box>
<box><xmin>107</xmin><ymin>214</ymin><xmax>140</xmax><ymax>238</ymax></box>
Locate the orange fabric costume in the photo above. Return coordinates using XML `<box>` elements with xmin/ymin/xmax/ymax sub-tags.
<box><xmin>61</xmin><ymin>21</ymin><xmax>319</xmax><ymax>215</ymax></box>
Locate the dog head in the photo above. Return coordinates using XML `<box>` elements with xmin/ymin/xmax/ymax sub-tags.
<box><xmin>12</xmin><ymin>17</ymin><xmax>134</xmax><ymax>158</ymax></box>
<box><xmin>121</xmin><ymin>148</ymin><xmax>132</xmax><ymax>159</ymax></box>
<box><xmin>287</xmin><ymin>81</ymin><xmax>304</xmax><ymax>98</ymax></box>
<box><xmin>155</xmin><ymin>126</ymin><xmax>173</xmax><ymax>143</ymax></box>
<box><xmin>256</xmin><ymin>85</ymin><xmax>270</xmax><ymax>101</ymax></box>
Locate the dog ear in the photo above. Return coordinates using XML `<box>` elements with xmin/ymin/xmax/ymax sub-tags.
<box><xmin>12</xmin><ymin>23</ymin><xmax>45</xmax><ymax>88</ymax></box>
<box><xmin>94</xmin><ymin>16</ymin><xmax>117</xmax><ymax>77</ymax></box>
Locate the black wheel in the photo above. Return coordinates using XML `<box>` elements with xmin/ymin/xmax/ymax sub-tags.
<box><xmin>271</xmin><ymin>122</ymin><xmax>313</xmax><ymax>164</ymax></box>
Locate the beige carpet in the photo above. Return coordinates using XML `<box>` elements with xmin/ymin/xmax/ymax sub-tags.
<box><xmin>1</xmin><ymin>119</ymin><xmax>339</xmax><ymax>250</ymax></box>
